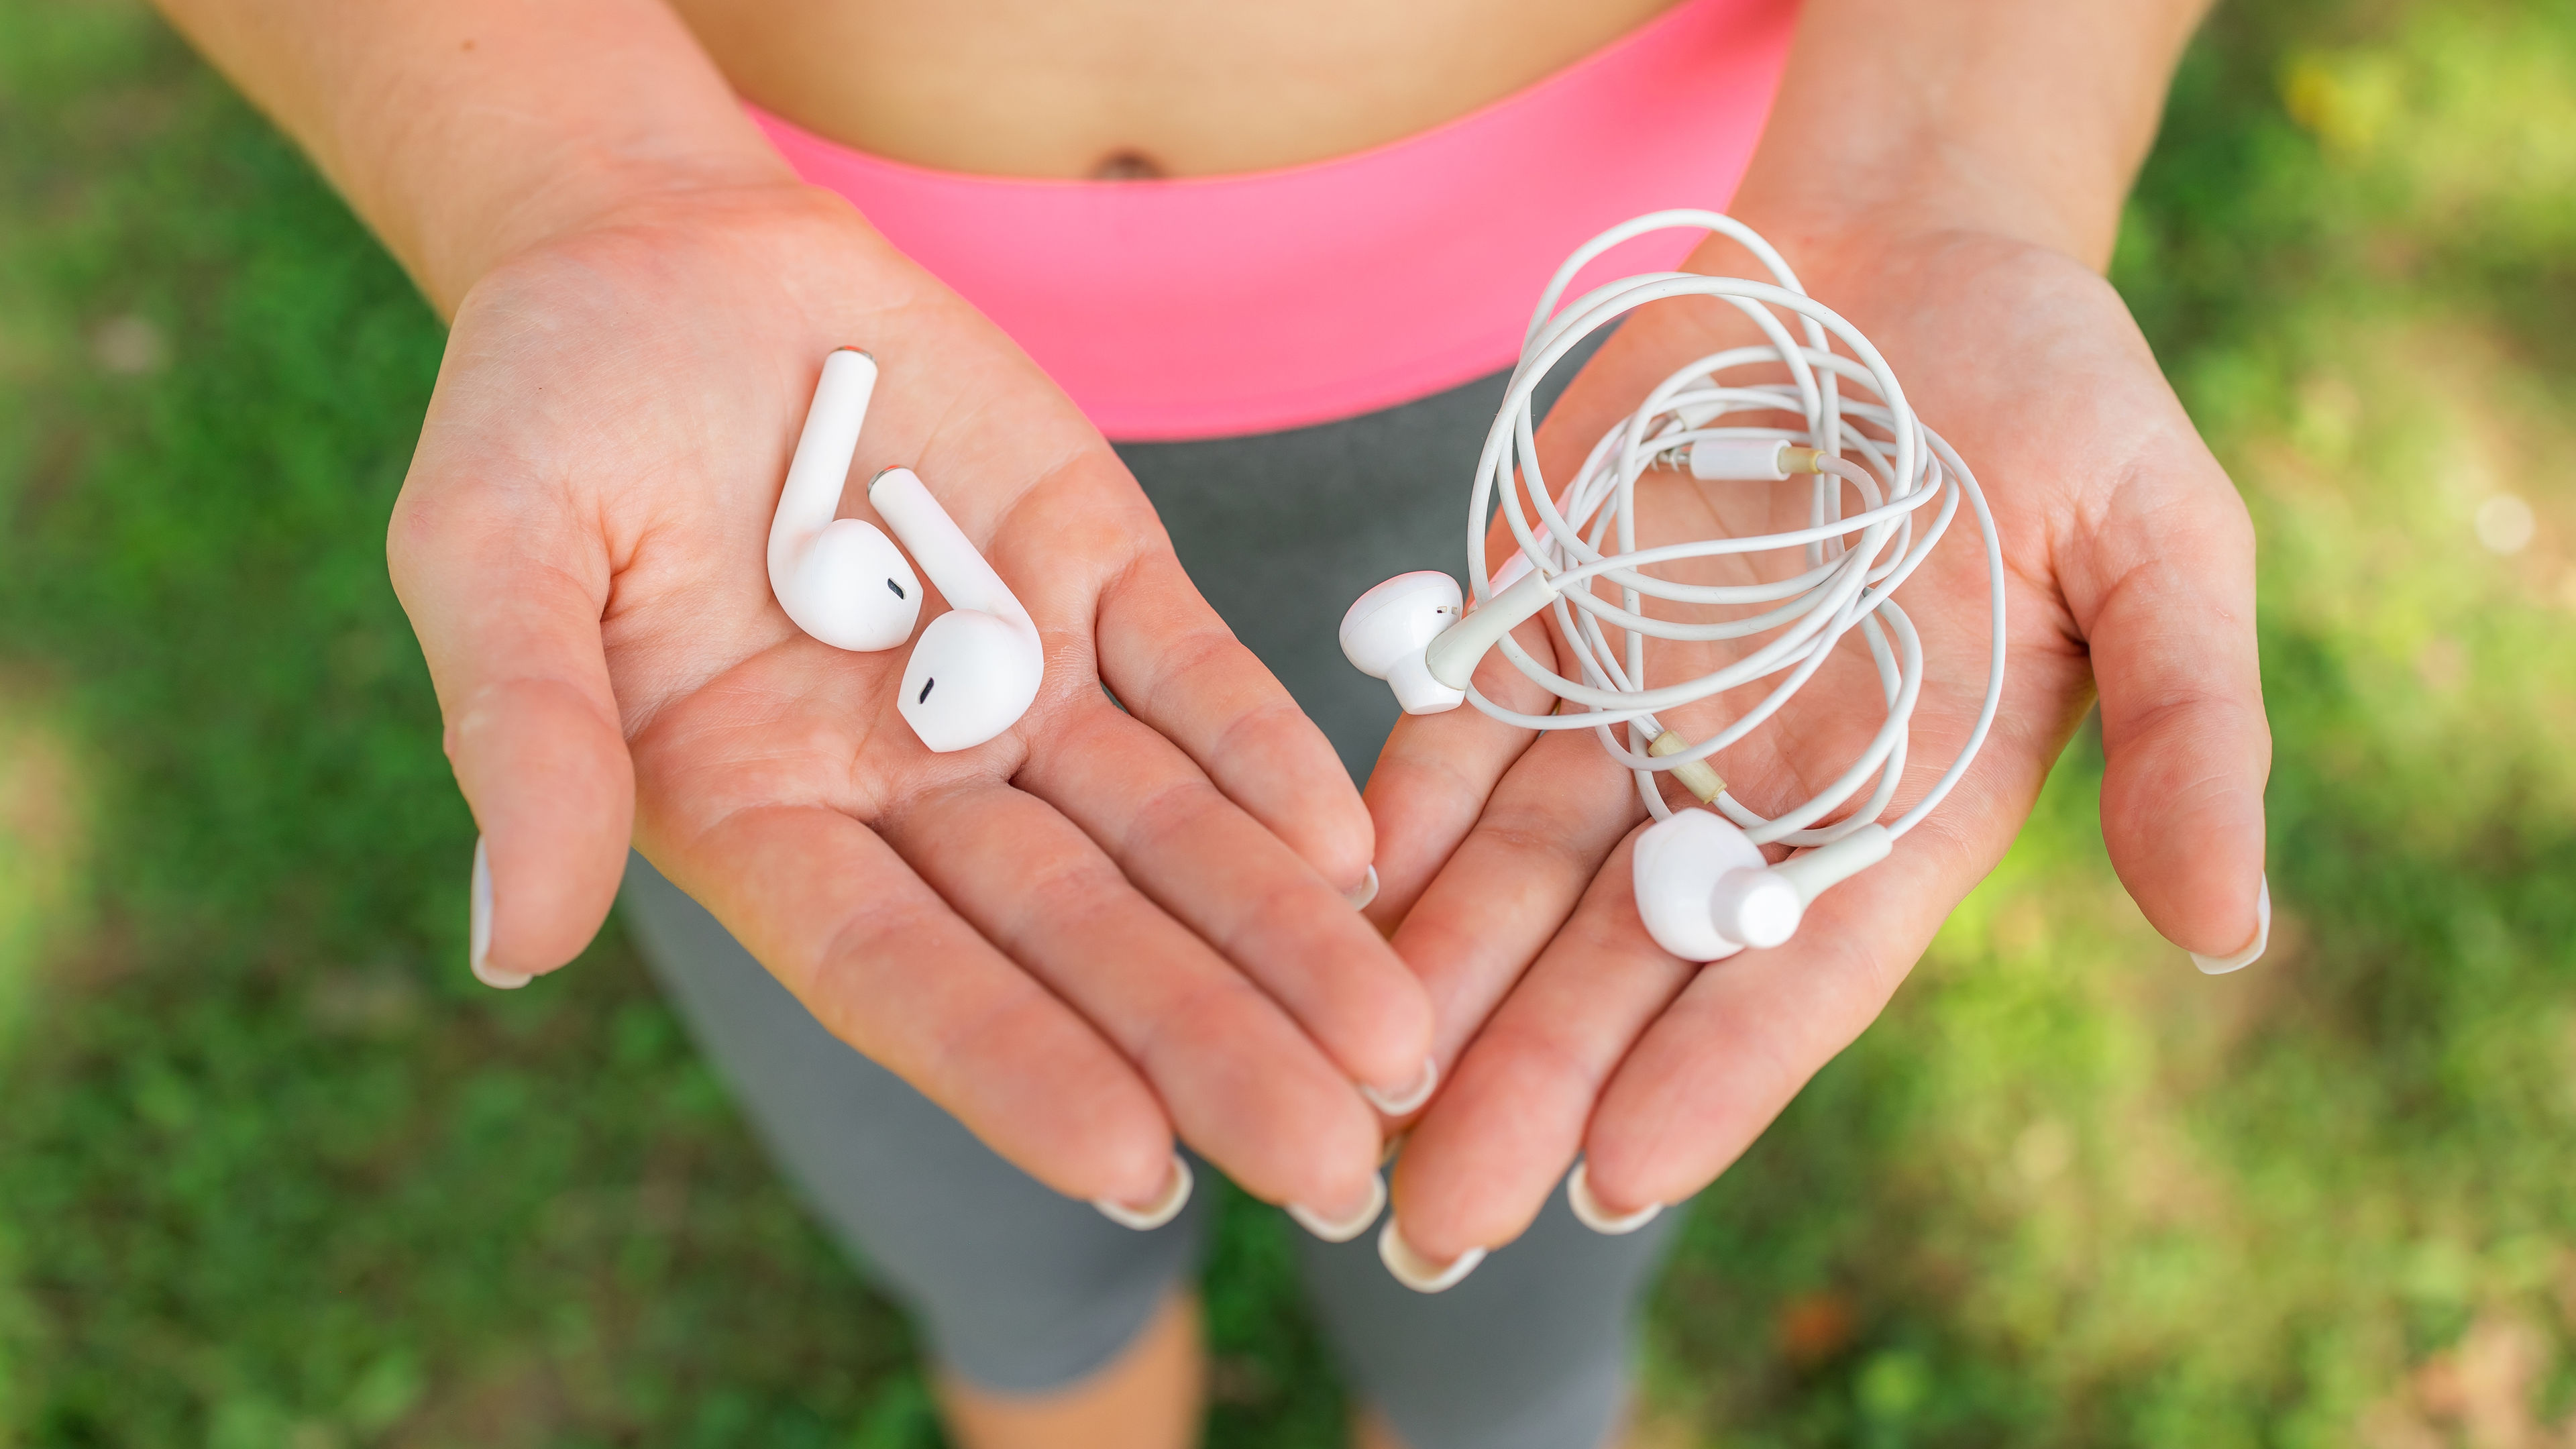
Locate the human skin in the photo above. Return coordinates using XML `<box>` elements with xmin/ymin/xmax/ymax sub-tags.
<box><xmin>148</xmin><ymin>0</ymin><xmax>1434</xmax><ymax>1241</ymax></box>
<box><xmin>147</xmin><ymin>0</ymin><xmax>2265</xmax><ymax>1438</ymax></box>
<box><xmin>1364</xmin><ymin>0</ymin><xmax>2271</xmax><ymax>1277</ymax></box>
<box><xmin>662</xmin><ymin>0</ymin><xmax>1682</xmax><ymax>178</ymax></box>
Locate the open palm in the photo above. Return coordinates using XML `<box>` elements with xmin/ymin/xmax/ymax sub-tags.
<box><xmin>1363</xmin><ymin>224</ymin><xmax>2271</xmax><ymax>1270</ymax></box>
<box><xmin>391</xmin><ymin>182</ymin><xmax>1431</xmax><ymax>1224</ymax></box>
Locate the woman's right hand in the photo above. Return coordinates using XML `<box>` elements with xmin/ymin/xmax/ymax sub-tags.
<box><xmin>392</xmin><ymin>179</ymin><xmax>1430</xmax><ymax>1228</ymax></box>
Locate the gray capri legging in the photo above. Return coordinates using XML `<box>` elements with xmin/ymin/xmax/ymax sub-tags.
<box><xmin>619</xmin><ymin>351</ymin><xmax>1683</xmax><ymax>1449</ymax></box>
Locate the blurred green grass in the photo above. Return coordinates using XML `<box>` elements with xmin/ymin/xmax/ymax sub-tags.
<box><xmin>2</xmin><ymin>0</ymin><xmax>2571</xmax><ymax>1444</ymax></box>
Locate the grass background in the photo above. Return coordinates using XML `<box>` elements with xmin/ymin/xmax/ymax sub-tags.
<box><xmin>3</xmin><ymin>0</ymin><xmax>2572</xmax><ymax>1443</ymax></box>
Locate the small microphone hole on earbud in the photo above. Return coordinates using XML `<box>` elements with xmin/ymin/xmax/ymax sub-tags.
<box><xmin>886</xmin><ymin>578</ymin><xmax>906</xmax><ymax>599</ymax></box>
<box><xmin>918</xmin><ymin>678</ymin><xmax>936</xmax><ymax>704</ymax></box>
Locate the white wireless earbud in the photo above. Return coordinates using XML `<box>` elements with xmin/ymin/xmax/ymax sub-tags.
<box><xmin>867</xmin><ymin>466</ymin><xmax>1043</xmax><ymax>753</ymax></box>
<box><xmin>767</xmin><ymin>348</ymin><xmax>922</xmax><ymax>651</ymax></box>
<box><xmin>1631</xmin><ymin>810</ymin><xmax>1892</xmax><ymax>961</ymax></box>
<box><xmin>763</xmin><ymin>350</ymin><xmax>1042</xmax><ymax>753</ymax></box>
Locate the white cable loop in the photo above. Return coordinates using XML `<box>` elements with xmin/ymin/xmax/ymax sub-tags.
<box><xmin>1460</xmin><ymin>213</ymin><xmax>2008</xmax><ymax>848</ymax></box>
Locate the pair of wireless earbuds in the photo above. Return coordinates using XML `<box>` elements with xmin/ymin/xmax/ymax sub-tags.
<box><xmin>768</xmin><ymin>348</ymin><xmax>1042</xmax><ymax>751</ymax></box>
<box><xmin>1341</xmin><ymin>210</ymin><xmax>2008</xmax><ymax>962</ymax></box>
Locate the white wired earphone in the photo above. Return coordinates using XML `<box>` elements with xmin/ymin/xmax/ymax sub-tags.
<box><xmin>1341</xmin><ymin>210</ymin><xmax>2008</xmax><ymax>962</ymax></box>
<box><xmin>768</xmin><ymin>348</ymin><xmax>1044</xmax><ymax>752</ymax></box>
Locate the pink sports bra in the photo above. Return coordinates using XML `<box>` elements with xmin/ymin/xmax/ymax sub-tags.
<box><xmin>752</xmin><ymin>0</ymin><xmax>1796</xmax><ymax>441</ymax></box>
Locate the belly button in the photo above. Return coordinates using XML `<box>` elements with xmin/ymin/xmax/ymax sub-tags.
<box><xmin>1089</xmin><ymin>150</ymin><xmax>1165</xmax><ymax>180</ymax></box>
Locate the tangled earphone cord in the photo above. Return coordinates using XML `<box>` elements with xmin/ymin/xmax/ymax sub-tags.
<box><xmin>1457</xmin><ymin>210</ymin><xmax>2008</xmax><ymax>848</ymax></box>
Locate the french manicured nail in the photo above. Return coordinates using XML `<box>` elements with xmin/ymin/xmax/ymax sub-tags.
<box><xmin>1566</xmin><ymin>1160</ymin><xmax>1662</xmax><ymax>1236</ymax></box>
<box><xmin>2190</xmin><ymin>873</ymin><xmax>2271</xmax><ymax>976</ymax></box>
<box><xmin>1344</xmin><ymin>863</ymin><xmax>1380</xmax><ymax>911</ymax></box>
<box><xmin>1093</xmin><ymin>1154</ymin><xmax>1193</xmax><ymax>1231</ymax></box>
<box><xmin>1361</xmin><ymin>1056</ymin><xmax>1439</xmax><ymax>1116</ymax></box>
<box><xmin>1377</xmin><ymin>1216</ymin><xmax>1485</xmax><ymax>1293</ymax></box>
<box><xmin>1288</xmin><ymin>1173</ymin><xmax>1387</xmax><ymax>1244</ymax></box>
<box><xmin>469</xmin><ymin>837</ymin><xmax>529</xmax><ymax>989</ymax></box>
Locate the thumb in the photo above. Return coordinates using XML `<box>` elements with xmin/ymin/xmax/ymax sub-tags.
<box><xmin>2074</xmin><ymin>427</ymin><xmax>2273</xmax><ymax>968</ymax></box>
<box><xmin>390</xmin><ymin>472</ymin><xmax>634</xmax><ymax>987</ymax></box>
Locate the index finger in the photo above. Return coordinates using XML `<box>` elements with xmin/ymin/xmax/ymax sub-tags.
<box><xmin>1093</xmin><ymin>543</ymin><xmax>1380</xmax><ymax>898</ymax></box>
<box><xmin>1360</xmin><ymin>607</ymin><xmax>1571</xmax><ymax>926</ymax></box>
<box><xmin>1016</xmin><ymin>694</ymin><xmax>1437</xmax><ymax>1109</ymax></box>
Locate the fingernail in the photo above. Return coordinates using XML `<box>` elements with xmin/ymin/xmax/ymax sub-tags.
<box><xmin>2190</xmin><ymin>873</ymin><xmax>2271</xmax><ymax>976</ymax></box>
<box><xmin>1566</xmin><ymin>1160</ymin><xmax>1662</xmax><ymax>1236</ymax></box>
<box><xmin>469</xmin><ymin>837</ymin><xmax>530</xmax><ymax>989</ymax></box>
<box><xmin>1377</xmin><ymin>1216</ymin><xmax>1485</xmax><ymax>1293</ymax></box>
<box><xmin>1361</xmin><ymin>1056</ymin><xmax>1439</xmax><ymax>1116</ymax></box>
<box><xmin>1344</xmin><ymin>863</ymin><xmax>1380</xmax><ymax>911</ymax></box>
<box><xmin>1093</xmin><ymin>1153</ymin><xmax>1193</xmax><ymax>1231</ymax></box>
<box><xmin>1288</xmin><ymin>1173</ymin><xmax>1387</xmax><ymax>1244</ymax></box>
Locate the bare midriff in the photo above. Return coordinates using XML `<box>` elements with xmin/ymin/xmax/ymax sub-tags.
<box><xmin>665</xmin><ymin>0</ymin><xmax>1684</xmax><ymax>178</ymax></box>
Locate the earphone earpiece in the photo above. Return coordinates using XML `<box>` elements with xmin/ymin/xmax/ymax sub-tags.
<box><xmin>1334</xmin><ymin>210</ymin><xmax>2012</xmax><ymax>960</ymax></box>
<box><xmin>868</xmin><ymin>466</ymin><xmax>1043</xmax><ymax>752</ymax></box>
<box><xmin>784</xmin><ymin>521</ymin><xmax>922</xmax><ymax>651</ymax></box>
<box><xmin>1633</xmin><ymin>810</ymin><xmax>1892</xmax><ymax>962</ymax></box>
<box><xmin>1633</xmin><ymin>808</ymin><xmax>1767</xmax><ymax>961</ymax></box>
<box><xmin>768</xmin><ymin>348</ymin><xmax>923</xmax><ymax>651</ymax></box>
<box><xmin>1339</xmin><ymin>572</ymin><xmax>1467</xmax><ymax>714</ymax></box>
<box><xmin>897</xmin><ymin>610</ymin><xmax>1044</xmax><ymax>752</ymax></box>
<box><xmin>1342</xmin><ymin>566</ymin><xmax>1566</xmax><ymax>716</ymax></box>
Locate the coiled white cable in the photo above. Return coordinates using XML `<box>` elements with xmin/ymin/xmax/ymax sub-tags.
<box><xmin>1462</xmin><ymin>211</ymin><xmax>2007</xmax><ymax>847</ymax></box>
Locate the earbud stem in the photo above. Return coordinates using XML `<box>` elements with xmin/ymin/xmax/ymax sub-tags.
<box><xmin>769</xmin><ymin>347</ymin><xmax>878</xmax><ymax>590</ymax></box>
<box><xmin>867</xmin><ymin>467</ymin><xmax>1034</xmax><ymax>634</ymax></box>
<box><xmin>1426</xmin><ymin>568</ymin><xmax>1558</xmax><ymax>689</ymax></box>
<box><xmin>1772</xmin><ymin>824</ymin><xmax>1893</xmax><ymax>904</ymax></box>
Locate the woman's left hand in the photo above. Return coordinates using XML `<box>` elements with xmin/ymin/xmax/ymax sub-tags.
<box><xmin>1358</xmin><ymin>215</ymin><xmax>2272</xmax><ymax>1274</ymax></box>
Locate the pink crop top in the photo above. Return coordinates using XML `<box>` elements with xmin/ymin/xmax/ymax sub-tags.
<box><xmin>752</xmin><ymin>0</ymin><xmax>1796</xmax><ymax>441</ymax></box>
